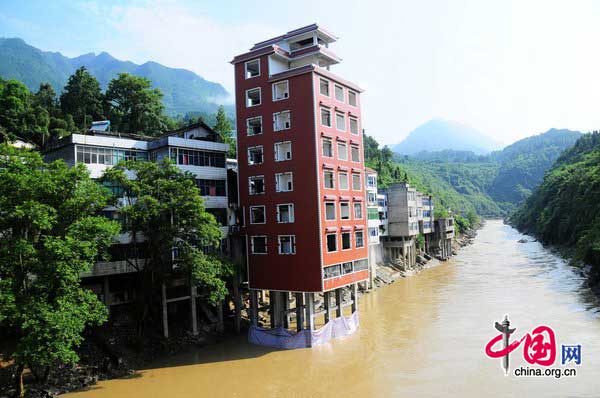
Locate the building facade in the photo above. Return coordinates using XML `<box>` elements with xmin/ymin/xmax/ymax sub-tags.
<box><xmin>232</xmin><ymin>24</ymin><xmax>368</xmax><ymax>332</ymax></box>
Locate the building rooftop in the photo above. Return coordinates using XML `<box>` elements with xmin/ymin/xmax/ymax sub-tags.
<box><xmin>249</xmin><ymin>24</ymin><xmax>338</xmax><ymax>51</ymax></box>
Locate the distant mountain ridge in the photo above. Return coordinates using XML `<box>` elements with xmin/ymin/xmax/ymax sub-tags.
<box><xmin>393</xmin><ymin>118</ymin><xmax>500</xmax><ymax>155</ymax></box>
<box><xmin>0</xmin><ymin>37</ymin><xmax>229</xmax><ymax>116</ymax></box>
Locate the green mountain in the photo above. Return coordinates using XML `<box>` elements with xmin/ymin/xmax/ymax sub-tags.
<box><xmin>0</xmin><ymin>37</ymin><xmax>229</xmax><ymax>116</ymax></box>
<box><xmin>393</xmin><ymin>118</ymin><xmax>500</xmax><ymax>155</ymax></box>
<box><xmin>511</xmin><ymin>132</ymin><xmax>600</xmax><ymax>282</ymax></box>
<box><xmin>393</xmin><ymin>128</ymin><xmax>582</xmax><ymax>216</ymax></box>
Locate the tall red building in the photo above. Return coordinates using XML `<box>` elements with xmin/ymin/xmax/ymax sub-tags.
<box><xmin>232</xmin><ymin>24</ymin><xmax>368</xmax><ymax>332</ymax></box>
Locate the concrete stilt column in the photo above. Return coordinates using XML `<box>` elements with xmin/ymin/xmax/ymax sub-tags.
<box><xmin>216</xmin><ymin>300</ymin><xmax>224</xmax><ymax>332</ymax></box>
<box><xmin>283</xmin><ymin>292</ymin><xmax>290</xmax><ymax>329</ymax></box>
<box><xmin>249</xmin><ymin>289</ymin><xmax>258</xmax><ymax>326</ymax></box>
<box><xmin>305</xmin><ymin>292</ymin><xmax>315</xmax><ymax>331</ymax></box>
<box><xmin>295</xmin><ymin>293</ymin><xmax>304</xmax><ymax>331</ymax></box>
<box><xmin>190</xmin><ymin>286</ymin><xmax>198</xmax><ymax>335</ymax></box>
<box><xmin>335</xmin><ymin>288</ymin><xmax>343</xmax><ymax>318</ymax></box>
<box><xmin>269</xmin><ymin>290</ymin><xmax>276</xmax><ymax>328</ymax></box>
<box><xmin>351</xmin><ymin>283</ymin><xmax>358</xmax><ymax>313</ymax></box>
<box><xmin>161</xmin><ymin>282</ymin><xmax>169</xmax><ymax>339</ymax></box>
<box><xmin>324</xmin><ymin>291</ymin><xmax>331</xmax><ymax>323</ymax></box>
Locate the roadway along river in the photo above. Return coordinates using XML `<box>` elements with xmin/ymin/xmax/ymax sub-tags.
<box><xmin>66</xmin><ymin>220</ymin><xmax>600</xmax><ymax>397</ymax></box>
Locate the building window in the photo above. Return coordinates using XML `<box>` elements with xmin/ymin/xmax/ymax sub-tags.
<box><xmin>273</xmin><ymin>111</ymin><xmax>291</xmax><ymax>131</ymax></box>
<box><xmin>321</xmin><ymin>107</ymin><xmax>331</xmax><ymax>127</ymax></box>
<box><xmin>326</xmin><ymin>233</ymin><xmax>337</xmax><ymax>252</ymax></box>
<box><xmin>353</xmin><ymin>203</ymin><xmax>363</xmax><ymax>219</ymax></box>
<box><xmin>172</xmin><ymin>148</ymin><xmax>225</xmax><ymax>167</ymax></box>
<box><xmin>348</xmin><ymin>91</ymin><xmax>358</xmax><ymax>106</ymax></box>
<box><xmin>196</xmin><ymin>179</ymin><xmax>226</xmax><ymax>196</ymax></box>
<box><xmin>369</xmin><ymin>227</ymin><xmax>378</xmax><ymax>237</ymax></box>
<box><xmin>251</xmin><ymin>236</ymin><xmax>267</xmax><ymax>254</ymax></box>
<box><xmin>278</xmin><ymin>235</ymin><xmax>296</xmax><ymax>255</ymax></box>
<box><xmin>249</xmin><ymin>176</ymin><xmax>265</xmax><ymax>195</ymax></box>
<box><xmin>247</xmin><ymin>117</ymin><xmax>262</xmax><ymax>136</ymax></box>
<box><xmin>249</xmin><ymin>206</ymin><xmax>266</xmax><ymax>224</ymax></box>
<box><xmin>355</xmin><ymin>231</ymin><xmax>364</xmax><ymax>248</ymax></box>
<box><xmin>324</xmin><ymin>264</ymin><xmax>341</xmax><ymax>278</ymax></box>
<box><xmin>351</xmin><ymin>145</ymin><xmax>360</xmax><ymax>162</ymax></box>
<box><xmin>341</xmin><ymin>232</ymin><xmax>351</xmax><ymax>250</ymax></box>
<box><xmin>325</xmin><ymin>202</ymin><xmax>336</xmax><ymax>220</ymax></box>
<box><xmin>367</xmin><ymin>175</ymin><xmax>377</xmax><ymax>188</ymax></box>
<box><xmin>275</xmin><ymin>172</ymin><xmax>293</xmax><ymax>192</ymax></box>
<box><xmin>339</xmin><ymin>172</ymin><xmax>349</xmax><ymax>190</ymax></box>
<box><xmin>246</xmin><ymin>88</ymin><xmax>261</xmax><ymax>107</ymax></box>
<box><xmin>277</xmin><ymin>204</ymin><xmax>294</xmax><ymax>223</ymax></box>
<box><xmin>367</xmin><ymin>192</ymin><xmax>377</xmax><ymax>205</ymax></box>
<box><xmin>352</xmin><ymin>173</ymin><xmax>361</xmax><ymax>190</ymax></box>
<box><xmin>247</xmin><ymin>146</ymin><xmax>263</xmax><ymax>165</ymax></box>
<box><xmin>340</xmin><ymin>202</ymin><xmax>350</xmax><ymax>219</ymax></box>
<box><xmin>350</xmin><ymin>117</ymin><xmax>359</xmax><ymax>135</ymax></box>
<box><xmin>245</xmin><ymin>59</ymin><xmax>260</xmax><ymax>79</ymax></box>
<box><xmin>337</xmin><ymin>142</ymin><xmax>348</xmax><ymax>160</ymax></box>
<box><xmin>272</xmin><ymin>80</ymin><xmax>289</xmax><ymax>101</ymax></box>
<box><xmin>77</xmin><ymin>146</ymin><xmax>148</xmax><ymax>164</ymax></box>
<box><xmin>336</xmin><ymin>113</ymin><xmax>346</xmax><ymax>131</ymax></box>
<box><xmin>322</xmin><ymin>138</ymin><xmax>333</xmax><ymax>157</ymax></box>
<box><xmin>274</xmin><ymin>141</ymin><xmax>292</xmax><ymax>161</ymax></box>
<box><xmin>335</xmin><ymin>85</ymin><xmax>344</xmax><ymax>102</ymax></box>
<box><xmin>324</xmin><ymin>170</ymin><xmax>335</xmax><ymax>189</ymax></box>
<box><xmin>320</xmin><ymin>78</ymin><xmax>330</xmax><ymax>96</ymax></box>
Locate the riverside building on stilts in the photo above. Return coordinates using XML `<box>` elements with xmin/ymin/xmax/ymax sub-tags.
<box><xmin>231</xmin><ymin>24</ymin><xmax>368</xmax><ymax>348</ymax></box>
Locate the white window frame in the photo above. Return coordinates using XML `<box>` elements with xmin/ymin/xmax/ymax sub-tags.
<box><xmin>272</xmin><ymin>80</ymin><xmax>289</xmax><ymax>101</ymax></box>
<box><xmin>348</xmin><ymin>90</ymin><xmax>358</xmax><ymax>106</ymax></box>
<box><xmin>334</xmin><ymin>84</ymin><xmax>344</xmax><ymax>102</ymax></box>
<box><xmin>367</xmin><ymin>175</ymin><xmax>377</xmax><ymax>189</ymax></box>
<box><xmin>246</xmin><ymin>116</ymin><xmax>263</xmax><ymax>136</ymax></box>
<box><xmin>247</xmin><ymin>145</ymin><xmax>263</xmax><ymax>166</ymax></box>
<box><xmin>335</xmin><ymin>112</ymin><xmax>346</xmax><ymax>131</ymax></box>
<box><xmin>249</xmin><ymin>205</ymin><xmax>266</xmax><ymax>224</ymax></box>
<box><xmin>349</xmin><ymin>117</ymin><xmax>359</xmax><ymax>135</ymax></box>
<box><xmin>323</xmin><ymin>170</ymin><xmax>335</xmax><ymax>189</ymax></box>
<box><xmin>352</xmin><ymin>173</ymin><xmax>362</xmax><ymax>191</ymax></box>
<box><xmin>319</xmin><ymin>78</ymin><xmax>330</xmax><ymax>97</ymax></box>
<box><xmin>337</xmin><ymin>142</ymin><xmax>348</xmax><ymax>160</ymax></box>
<box><xmin>351</xmin><ymin>145</ymin><xmax>360</xmax><ymax>162</ymax></box>
<box><xmin>322</xmin><ymin>137</ymin><xmax>333</xmax><ymax>158</ymax></box>
<box><xmin>321</xmin><ymin>107</ymin><xmax>332</xmax><ymax>127</ymax></box>
<box><xmin>355</xmin><ymin>231</ymin><xmax>364</xmax><ymax>248</ymax></box>
<box><xmin>248</xmin><ymin>175</ymin><xmax>265</xmax><ymax>195</ymax></box>
<box><xmin>278</xmin><ymin>235</ymin><xmax>296</xmax><ymax>255</ymax></box>
<box><xmin>325</xmin><ymin>201</ymin><xmax>336</xmax><ymax>221</ymax></box>
<box><xmin>369</xmin><ymin>227</ymin><xmax>378</xmax><ymax>237</ymax></box>
<box><xmin>353</xmin><ymin>202</ymin><xmax>363</xmax><ymax>219</ymax></box>
<box><xmin>341</xmin><ymin>232</ymin><xmax>352</xmax><ymax>251</ymax></box>
<box><xmin>273</xmin><ymin>110</ymin><xmax>291</xmax><ymax>131</ymax></box>
<box><xmin>245</xmin><ymin>59</ymin><xmax>260</xmax><ymax>79</ymax></box>
<box><xmin>246</xmin><ymin>87</ymin><xmax>261</xmax><ymax>108</ymax></box>
<box><xmin>276</xmin><ymin>203</ymin><xmax>295</xmax><ymax>223</ymax></box>
<box><xmin>250</xmin><ymin>235</ymin><xmax>267</xmax><ymax>254</ymax></box>
<box><xmin>338</xmin><ymin>172</ymin><xmax>349</xmax><ymax>191</ymax></box>
<box><xmin>275</xmin><ymin>172</ymin><xmax>293</xmax><ymax>192</ymax></box>
<box><xmin>274</xmin><ymin>141</ymin><xmax>292</xmax><ymax>161</ymax></box>
<box><xmin>340</xmin><ymin>202</ymin><xmax>350</xmax><ymax>220</ymax></box>
<box><xmin>326</xmin><ymin>233</ymin><xmax>337</xmax><ymax>253</ymax></box>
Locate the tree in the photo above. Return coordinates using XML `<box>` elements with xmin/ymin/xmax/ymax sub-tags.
<box><xmin>101</xmin><ymin>159</ymin><xmax>231</xmax><ymax>339</ymax></box>
<box><xmin>0</xmin><ymin>79</ymin><xmax>30</xmax><ymax>142</ymax></box>
<box><xmin>105</xmin><ymin>73</ymin><xmax>167</xmax><ymax>135</ymax></box>
<box><xmin>213</xmin><ymin>105</ymin><xmax>235</xmax><ymax>157</ymax></box>
<box><xmin>0</xmin><ymin>145</ymin><xmax>120</xmax><ymax>397</ymax></box>
<box><xmin>60</xmin><ymin>67</ymin><xmax>104</xmax><ymax>130</ymax></box>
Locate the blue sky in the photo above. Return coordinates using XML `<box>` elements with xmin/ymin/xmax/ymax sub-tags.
<box><xmin>2</xmin><ymin>0</ymin><xmax>600</xmax><ymax>145</ymax></box>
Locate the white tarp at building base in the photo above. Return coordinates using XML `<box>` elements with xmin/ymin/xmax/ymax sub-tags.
<box><xmin>248</xmin><ymin>311</ymin><xmax>359</xmax><ymax>349</ymax></box>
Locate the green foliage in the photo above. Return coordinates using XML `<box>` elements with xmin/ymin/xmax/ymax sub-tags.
<box><xmin>101</xmin><ymin>159</ymin><xmax>232</xmax><ymax>310</ymax></box>
<box><xmin>416</xmin><ymin>234</ymin><xmax>425</xmax><ymax>250</ymax></box>
<box><xmin>105</xmin><ymin>73</ymin><xmax>169</xmax><ymax>136</ymax></box>
<box><xmin>213</xmin><ymin>105</ymin><xmax>236</xmax><ymax>157</ymax></box>
<box><xmin>0</xmin><ymin>145</ymin><xmax>119</xmax><ymax>389</ymax></box>
<box><xmin>512</xmin><ymin>132</ymin><xmax>600</xmax><ymax>276</ymax></box>
<box><xmin>60</xmin><ymin>67</ymin><xmax>104</xmax><ymax>130</ymax></box>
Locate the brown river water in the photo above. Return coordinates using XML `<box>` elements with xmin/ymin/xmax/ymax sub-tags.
<box><xmin>66</xmin><ymin>220</ymin><xmax>600</xmax><ymax>397</ymax></box>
